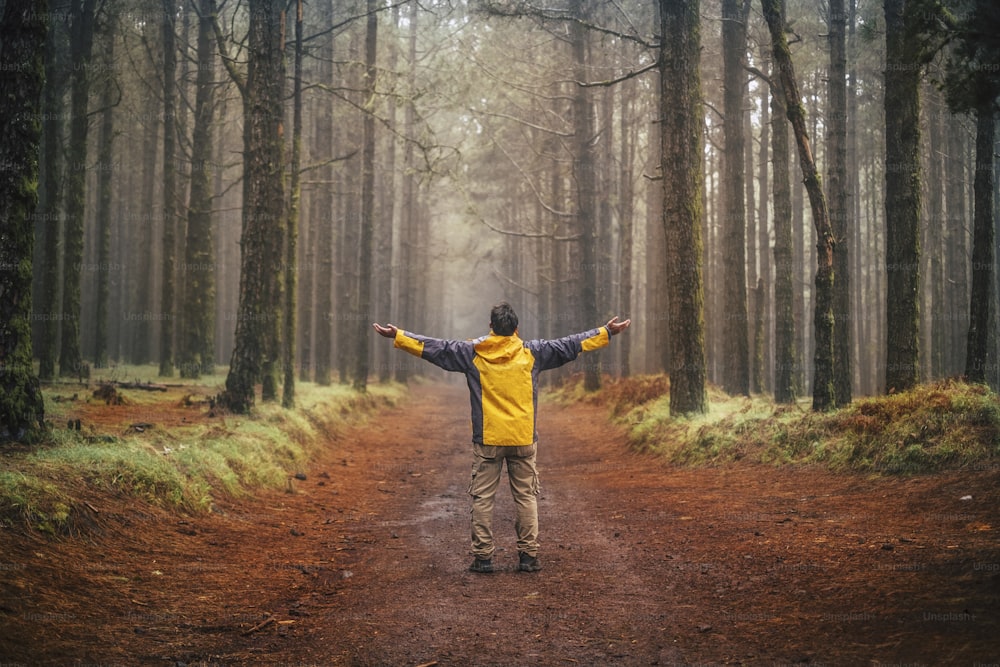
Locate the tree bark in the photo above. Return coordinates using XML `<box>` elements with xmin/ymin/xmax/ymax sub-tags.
<box><xmin>375</xmin><ymin>4</ymin><xmax>401</xmax><ymax>383</ymax></box>
<box><xmin>159</xmin><ymin>0</ymin><xmax>178</xmax><ymax>377</ymax></box>
<box><xmin>219</xmin><ymin>0</ymin><xmax>286</xmax><ymax>413</ymax></box>
<box><xmin>0</xmin><ymin>0</ymin><xmax>48</xmax><ymax>439</ymax></box>
<box><xmin>771</xmin><ymin>57</ymin><xmax>797</xmax><ymax>404</ymax></box>
<box><xmin>660</xmin><ymin>0</ymin><xmax>707</xmax><ymax>415</ymax></box>
<box><xmin>848</xmin><ymin>0</ymin><xmax>863</xmax><ymax>393</ymax></box>
<box><xmin>618</xmin><ymin>85</ymin><xmax>635</xmax><ymax>377</ymax></box>
<box><xmin>354</xmin><ymin>0</ymin><xmax>378</xmax><ymax>392</ymax></box>
<box><xmin>883</xmin><ymin>0</ymin><xmax>922</xmax><ymax>393</ymax></box>
<box><xmin>179</xmin><ymin>0</ymin><xmax>218</xmax><ymax>379</ymax></box>
<box><xmin>283</xmin><ymin>0</ymin><xmax>304</xmax><ymax>407</ymax></box>
<box><xmin>926</xmin><ymin>90</ymin><xmax>945</xmax><ymax>378</ymax></box>
<box><xmin>763</xmin><ymin>0</ymin><xmax>836</xmax><ymax>411</ymax></box>
<box><xmin>570</xmin><ymin>0</ymin><xmax>601</xmax><ymax>392</ymax></box>
<box><xmin>965</xmin><ymin>107</ymin><xmax>995</xmax><ymax>383</ymax></box>
<box><xmin>721</xmin><ymin>0</ymin><xmax>750</xmax><ymax>397</ymax></box>
<box><xmin>93</xmin><ymin>21</ymin><xmax>116</xmax><ymax>369</ymax></box>
<box><xmin>396</xmin><ymin>3</ymin><xmax>419</xmax><ymax>384</ymax></box>
<box><xmin>828</xmin><ymin>0</ymin><xmax>852</xmax><ymax>405</ymax></box>
<box><xmin>59</xmin><ymin>0</ymin><xmax>98</xmax><ymax>378</ymax></box>
<box><xmin>756</xmin><ymin>48</ymin><xmax>772</xmax><ymax>394</ymax></box>
<box><xmin>258</xmin><ymin>4</ymin><xmax>287</xmax><ymax>403</ymax></box>
<box><xmin>313</xmin><ymin>0</ymin><xmax>334</xmax><ymax>386</ymax></box>
<box><xmin>35</xmin><ymin>14</ymin><xmax>67</xmax><ymax>381</ymax></box>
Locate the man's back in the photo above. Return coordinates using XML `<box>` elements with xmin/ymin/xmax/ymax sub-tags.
<box><xmin>390</xmin><ymin>326</ymin><xmax>610</xmax><ymax>446</ymax></box>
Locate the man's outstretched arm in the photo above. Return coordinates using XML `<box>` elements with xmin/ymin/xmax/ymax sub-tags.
<box><xmin>371</xmin><ymin>322</ymin><xmax>475</xmax><ymax>372</ymax></box>
<box><xmin>529</xmin><ymin>315</ymin><xmax>631</xmax><ymax>371</ymax></box>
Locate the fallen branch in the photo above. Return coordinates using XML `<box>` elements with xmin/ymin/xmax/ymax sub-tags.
<box><xmin>115</xmin><ymin>381</ymin><xmax>169</xmax><ymax>392</ymax></box>
<box><xmin>242</xmin><ymin>614</ymin><xmax>275</xmax><ymax>636</ymax></box>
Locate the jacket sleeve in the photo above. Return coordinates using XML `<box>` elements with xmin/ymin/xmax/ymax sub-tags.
<box><xmin>394</xmin><ymin>329</ymin><xmax>476</xmax><ymax>373</ymax></box>
<box><xmin>527</xmin><ymin>326</ymin><xmax>610</xmax><ymax>372</ymax></box>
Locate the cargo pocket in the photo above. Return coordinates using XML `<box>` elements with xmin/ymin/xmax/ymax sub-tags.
<box><xmin>468</xmin><ymin>457</ymin><xmax>481</xmax><ymax>496</ymax></box>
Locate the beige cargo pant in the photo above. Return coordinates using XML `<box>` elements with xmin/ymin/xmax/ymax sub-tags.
<box><xmin>468</xmin><ymin>442</ymin><xmax>540</xmax><ymax>560</ymax></box>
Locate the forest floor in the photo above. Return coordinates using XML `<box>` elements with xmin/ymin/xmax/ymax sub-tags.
<box><xmin>1</xmin><ymin>382</ymin><xmax>999</xmax><ymax>666</ymax></box>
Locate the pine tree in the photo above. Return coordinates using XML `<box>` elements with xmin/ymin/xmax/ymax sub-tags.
<box><xmin>660</xmin><ymin>0</ymin><xmax>708</xmax><ymax>415</ymax></box>
<box><xmin>0</xmin><ymin>0</ymin><xmax>48</xmax><ymax>439</ymax></box>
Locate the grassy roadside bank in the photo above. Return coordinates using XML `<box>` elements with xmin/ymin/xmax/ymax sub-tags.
<box><xmin>553</xmin><ymin>375</ymin><xmax>1000</xmax><ymax>474</ymax></box>
<box><xmin>0</xmin><ymin>365</ymin><xmax>404</xmax><ymax>534</ymax></box>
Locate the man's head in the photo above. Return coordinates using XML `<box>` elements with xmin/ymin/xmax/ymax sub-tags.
<box><xmin>489</xmin><ymin>302</ymin><xmax>519</xmax><ymax>336</ymax></box>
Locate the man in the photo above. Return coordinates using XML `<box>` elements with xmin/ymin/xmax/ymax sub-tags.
<box><xmin>372</xmin><ymin>302</ymin><xmax>630</xmax><ymax>573</ymax></box>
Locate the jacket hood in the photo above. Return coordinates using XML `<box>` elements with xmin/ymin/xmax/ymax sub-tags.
<box><xmin>475</xmin><ymin>332</ymin><xmax>525</xmax><ymax>364</ymax></box>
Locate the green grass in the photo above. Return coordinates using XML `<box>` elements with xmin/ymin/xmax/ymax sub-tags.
<box><xmin>1</xmin><ymin>371</ymin><xmax>405</xmax><ymax>534</ymax></box>
<box><xmin>556</xmin><ymin>375</ymin><xmax>1000</xmax><ymax>474</ymax></box>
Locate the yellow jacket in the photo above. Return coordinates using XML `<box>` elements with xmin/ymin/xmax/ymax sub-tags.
<box><xmin>394</xmin><ymin>326</ymin><xmax>610</xmax><ymax>445</ymax></box>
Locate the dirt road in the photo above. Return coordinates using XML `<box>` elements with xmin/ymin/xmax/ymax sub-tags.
<box><xmin>2</xmin><ymin>382</ymin><xmax>999</xmax><ymax>665</ymax></box>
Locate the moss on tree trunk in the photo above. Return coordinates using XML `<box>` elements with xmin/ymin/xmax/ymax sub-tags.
<box><xmin>0</xmin><ymin>0</ymin><xmax>48</xmax><ymax>439</ymax></box>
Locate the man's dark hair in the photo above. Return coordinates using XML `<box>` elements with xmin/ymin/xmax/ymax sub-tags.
<box><xmin>490</xmin><ymin>302</ymin><xmax>519</xmax><ymax>336</ymax></box>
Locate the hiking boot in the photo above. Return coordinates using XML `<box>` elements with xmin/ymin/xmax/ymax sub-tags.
<box><xmin>518</xmin><ymin>552</ymin><xmax>541</xmax><ymax>572</ymax></box>
<box><xmin>469</xmin><ymin>558</ymin><xmax>494</xmax><ymax>573</ymax></box>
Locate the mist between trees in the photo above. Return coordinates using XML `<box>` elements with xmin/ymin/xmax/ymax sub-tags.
<box><xmin>2</xmin><ymin>0</ymin><xmax>998</xmax><ymax>433</ymax></box>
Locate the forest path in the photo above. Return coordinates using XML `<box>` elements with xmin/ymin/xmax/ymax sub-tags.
<box><xmin>2</xmin><ymin>382</ymin><xmax>999</xmax><ymax>665</ymax></box>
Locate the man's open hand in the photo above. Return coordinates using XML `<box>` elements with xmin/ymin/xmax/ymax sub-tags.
<box><xmin>372</xmin><ymin>323</ymin><xmax>398</xmax><ymax>338</ymax></box>
<box><xmin>606</xmin><ymin>316</ymin><xmax>631</xmax><ymax>335</ymax></box>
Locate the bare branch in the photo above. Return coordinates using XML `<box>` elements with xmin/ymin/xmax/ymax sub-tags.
<box><xmin>302</xmin><ymin>0</ymin><xmax>412</xmax><ymax>45</ymax></box>
<box><xmin>473</xmin><ymin>108</ymin><xmax>573</xmax><ymax>138</ymax></box>
<box><xmin>577</xmin><ymin>60</ymin><xmax>658</xmax><ymax>88</ymax></box>
<box><xmin>478</xmin><ymin>215</ymin><xmax>581</xmax><ymax>241</ymax></box>
<box><xmin>492</xmin><ymin>267</ymin><xmax>540</xmax><ymax>297</ymax></box>
<box><xmin>298</xmin><ymin>150</ymin><xmax>359</xmax><ymax>175</ymax></box>
<box><xmin>206</xmin><ymin>4</ymin><xmax>245</xmax><ymax>97</ymax></box>
<box><xmin>490</xmin><ymin>136</ymin><xmax>573</xmax><ymax>218</ymax></box>
<box><xmin>479</xmin><ymin>0</ymin><xmax>657</xmax><ymax>49</ymax></box>
<box><xmin>745</xmin><ymin>64</ymin><xmax>775</xmax><ymax>91</ymax></box>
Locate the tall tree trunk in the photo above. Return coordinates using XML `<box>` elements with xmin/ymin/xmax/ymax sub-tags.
<box><xmin>93</xmin><ymin>24</ymin><xmax>116</xmax><ymax>369</ymax></box>
<box><xmin>258</xmin><ymin>5</ymin><xmax>287</xmax><ymax>403</ymax></box>
<box><xmin>828</xmin><ymin>0</ymin><xmax>852</xmax><ymax>405</ymax></box>
<box><xmin>771</xmin><ymin>58</ymin><xmax>797</xmax><ymax>403</ymax></box>
<box><xmin>570</xmin><ymin>0</ymin><xmax>601</xmax><ymax>391</ymax></box>
<box><xmin>179</xmin><ymin>0</ymin><xmax>217</xmax><ymax>379</ymax></box>
<box><xmin>792</xmin><ymin>146</ymin><xmax>807</xmax><ymax>391</ymax></box>
<box><xmin>338</xmin><ymin>161</ymin><xmax>357</xmax><ymax>385</ymax></box>
<box><xmin>354</xmin><ymin>0</ymin><xmax>377</xmax><ymax>392</ymax></box>
<box><xmin>618</xmin><ymin>86</ymin><xmax>635</xmax><ymax>377</ymax></box>
<box><xmin>159</xmin><ymin>0</ymin><xmax>178</xmax><ymax>377</ymax></box>
<box><xmin>313</xmin><ymin>0</ymin><xmax>334</xmax><ymax>387</ymax></box>
<box><xmin>219</xmin><ymin>0</ymin><xmax>286</xmax><ymax>413</ymax></box>
<box><xmin>376</xmin><ymin>4</ymin><xmax>401</xmax><ymax>383</ymax></box>
<box><xmin>0</xmin><ymin>0</ymin><xmax>47</xmax><ymax>438</ymax></box>
<box><xmin>132</xmin><ymin>89</ymin><xmax>159</xmax><ymax>364</ymax></box>
<box><xmin>757</xmin><ymin>53</ymin><xmax>772</xmax><ymax>393</ymax></box>
<box><xmin>883</xmin><ymin>0</ymin><xmax>922</xmax><ymax>393</ymax></box>
<box><xmin>35</xmin><ymin>13</ymin><xmax>67</xmax><ymax>381</ymax></box>
<box><xmin>283</xmin><ymin>0</ymin><xmax>304</xmax><ymax>407</ymax></box>
<box><xmin>395</xmin><ymin>3</ymin><xmax>418</xmax><ymax>383</ymax></box>
<box><xmin>660</xmin><ymin>0</ymin><xmax>707</xmax><ymax>415</ymax></box>
<box><xmin>763</xmin><ymin>0</ymin><xmax>836</xmax><ymax>411</ymax></box>
<box><xmin>59</xmin><ymin>0</ymin><xmax>98</xmax><ymax>379</ymax></box>
<box><xmin>848</xmin><ymin>0</ymin><xmax>862</xmax><ymax>392</ymax></box>
<box><xmin>927</xmin><ymin>91</ymin><xmax>945</xmax><ymax>377</ymax></box>
<box><xmin>965</xmin><ymin>107</ymin><xmax>995</xmax><ymax>383</ymax></box>
<box><xmin>721</xmin><ymin>0</ymin><xmax>750</xmax><ymax>396</ymax></box>
<box><xmin>945</xmin><ymin>121</ymin><xmax>969</xmax><ymax>375</ymax></box>
<box><xmin>646</xmin><ymin>105</ymin><xmax>669</xmax><ymax>375</ymax></box>
<box><xmin>746</xmin><ymin>77</ymin><xmax>761</xmax><ymax>393</ymax></box>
